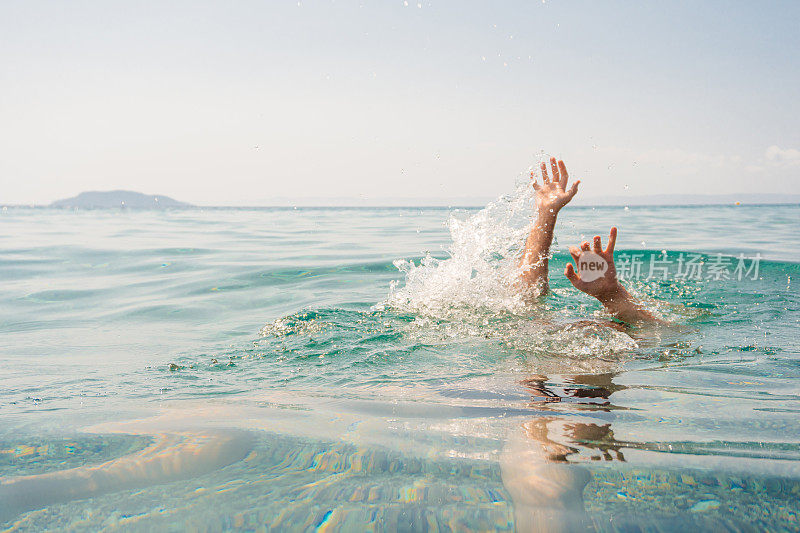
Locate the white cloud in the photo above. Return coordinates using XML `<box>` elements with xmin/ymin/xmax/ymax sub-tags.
<box><xmin>764</xmin><ymin>145</ymin><xmax>800</xmax><ymax>167</ymax></box>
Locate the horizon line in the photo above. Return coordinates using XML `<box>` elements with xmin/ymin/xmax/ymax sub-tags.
<box><xmin>3</xmin><ymin>201</ymin><xmax>800</xmax><ymax>210</ymax></box>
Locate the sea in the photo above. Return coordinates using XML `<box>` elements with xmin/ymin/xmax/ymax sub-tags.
<box><xmin>1</xmin><ymin>190</ymin><xmax>799</xmax><ymax>531</ymax></box>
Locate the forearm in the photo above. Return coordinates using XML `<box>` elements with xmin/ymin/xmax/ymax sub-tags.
<box><xmin>519</xmin><ymin>212</ymin><xmax>558</xmax><ymax>292</ymax></box>
<box><xmin>595</xmin><ymin>284</ymin><xmax>662</xmax><ymax>325</ymax></box>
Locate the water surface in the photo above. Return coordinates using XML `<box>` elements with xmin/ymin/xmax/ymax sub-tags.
<box><xmin>1</xmin><ymin>203</ymin><xmax>799</xmax><ymax>531</ymax></box>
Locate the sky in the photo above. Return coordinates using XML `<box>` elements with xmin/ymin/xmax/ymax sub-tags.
<box><xmin>1</xmin><ymin>0</ymin><xmax>799</xmax><ymax>205</ymax></box>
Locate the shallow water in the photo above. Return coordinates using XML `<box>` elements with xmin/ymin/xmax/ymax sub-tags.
<box><xmin>1</xmin><ymin>203</ymin><xmax>799</xmax><ymax>531</ymax></box>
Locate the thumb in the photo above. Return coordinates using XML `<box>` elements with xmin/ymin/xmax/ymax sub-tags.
<box><xmin>565</xmin><ymin>263</ymin><xmax>581</xmax><ymax>287</ymax></box>
<box><xmin>567</xmin><ymin>180</ymin><xmax>581</xmax><ymax>198</ymax></box>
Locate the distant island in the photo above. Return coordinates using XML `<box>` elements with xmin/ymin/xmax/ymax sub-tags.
<box><xmin>32</xmin><ymin>191</ymin><xmax>799</xmax><ymax>209</ymax></box>
<box><xmin>50</xmin><ymin>190</ymin><xmax>191</xmax><ymax>209</ymax></box>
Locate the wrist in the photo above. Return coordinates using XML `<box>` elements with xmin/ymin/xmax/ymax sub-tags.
<box><xmin>535</xmin><ymin>209</ymin><xmax>559</xmax><ymax>227</ymax></box>
<box><xmin>594</xmin><ymin>283</ymin><xmax>630</xmax><ymax>308</ymax></box>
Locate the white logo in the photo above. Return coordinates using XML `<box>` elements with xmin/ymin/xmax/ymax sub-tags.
<box><xmin>577</xmin><ymin>252</ymin><xmax>608</xmax><ymax>282</ymax></box>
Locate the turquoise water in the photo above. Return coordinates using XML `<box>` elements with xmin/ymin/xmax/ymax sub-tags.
<box><xmin>1</xmin><ymin>202</ymin><xmax>799</xmax><ymax>531</ymax></box>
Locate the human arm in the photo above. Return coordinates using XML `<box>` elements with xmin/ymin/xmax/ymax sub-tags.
<box><xmin>519</xmin><ymin>157</ymin><xmax>580</xmax><ymax>295</ymax></box>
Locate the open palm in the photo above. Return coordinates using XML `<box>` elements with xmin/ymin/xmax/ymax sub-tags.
<box><xmin>531</xmin><ymin>157</ymin><xmax>580</xmax><ymax>214</ymax></box>
<box><xmin>565</xmin><ymin>227</ymin><xmax>620</xmax><ymax>299</ymax></box>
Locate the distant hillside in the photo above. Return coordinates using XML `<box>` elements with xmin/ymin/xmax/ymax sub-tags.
<box><xmin>50</xmin><ymin>190</ymin><xmax>191</xmax><ymax>208</ymax></box>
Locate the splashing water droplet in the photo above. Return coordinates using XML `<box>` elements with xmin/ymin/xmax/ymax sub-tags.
<box><xmin>385</xmin><ymin>179</ymin><xmax>536</xmax><ymax>316</ymax></box>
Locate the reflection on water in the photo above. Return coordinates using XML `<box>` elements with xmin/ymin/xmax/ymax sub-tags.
<box><xmin>3</xmin><ymin>370</ymin><xmax>799</xmax><ymax>531</ymax></box>
<box><xmin>521</xmin><ymin>374</ymin><xmax>629</xmax><ymax>462</ymax></box>
<box><xmin>504</xmin><ymin>370</ymin><xmax>800</xmax><ymax>531</ymax></box>
<box><xmin>502</xmin><ymin>374</ymin><xmax>626</xmax><ymax>532</ymax></box>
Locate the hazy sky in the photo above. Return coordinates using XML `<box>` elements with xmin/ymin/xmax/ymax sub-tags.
<box><xmin>2</xmin><ymin>0</ymin><xmax>799</xmax><ymax>205</ymax></box>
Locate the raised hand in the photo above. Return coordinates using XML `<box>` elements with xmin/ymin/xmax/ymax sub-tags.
<box><xmin>564</xmin><ymin>227</ymin><xmax>662</xmax><ymax>325</ymax></box>
<box><xmin>519</xmin><ymin>157</ymin><xmax>581</xmax><ymax>296</ymax></box>
<box><xmin>531</xmin><ymin>157</ymin><xmax>580</xmax><ymax>216</ymax></box>
<box><xmin>564</xmin><ymin>227</ymin><xmax>621</xmax><ymax>299</ymax></box>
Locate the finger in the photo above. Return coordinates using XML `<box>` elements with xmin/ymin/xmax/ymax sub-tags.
<box><xmin>540</xmin><ymin>162</ymin><xmax>550</xmax><ymax>184</ymax></box>
<box><xmin>557</xmin><ymin>160</ymin><xmax>568</xmax><ymax>190</ymax></box>
<box><xmin>581</xmin><ymin>241</ymin><xmax>591</xmax><ymax>252</ymax></box>
<box><xmin>593</xmin><ymin>235</ymin><xmax>603</xmax><ymax>253</ymax></box>
<box><xmin>569</xmin><ymin>245</ymin><xmax>582</xmax><ymax>263</ymax></box>
<box><xmin>567</xmin><ymin>180</ymin><xmax>580</xmax><ymax>199</ymax></box>
<box><xmin>606</xmin><ymin>226</ymin><xmax>618</xmax><ymax>254</ymax></box>
<box><xmin>565</xmin><ymin>263</ymin><xmax>580</xmax><ymax>285</ymax></box>
<box><xmin>529</xmin><ymin>171</ymin><xmax>541</xmax><ymax>191</ymax></box>
<box><xmin>550</xmin><ymin>157</ymin><xmax>560</xmax><ymax>184</ymax></box>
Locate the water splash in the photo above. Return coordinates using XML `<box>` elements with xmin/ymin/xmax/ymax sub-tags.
<box><xmin>385</xmin><ymin>177</ymin><xmax>536</xmax><ymax>317</ymax></box>
<box><xmin>379</xmin><ymin>169</ymin><xmax>641</xmax><ymax>365</ymax></box>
